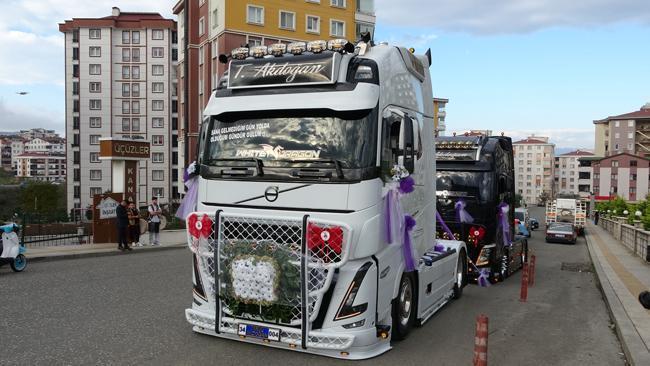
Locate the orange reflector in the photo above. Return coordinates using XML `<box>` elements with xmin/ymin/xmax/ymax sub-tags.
<box><xmin>340</xmin><ymin>352</ymin><xmax>349</xmax><ymax>357</ymax></box>
<box><xmin>289</xmin><ymin>344</ymin><xmax>297</xmax><ymax>348</ymax></box>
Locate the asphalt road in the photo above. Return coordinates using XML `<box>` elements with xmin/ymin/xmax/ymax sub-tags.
<box><xmin>0</xmin><ymin>208</ymin><xmax>626</xmax><ymax>365</ymax></box>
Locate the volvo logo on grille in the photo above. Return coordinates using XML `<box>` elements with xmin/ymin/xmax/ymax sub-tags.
<box><xmin>264</xmin><ymin>186</ymin><xmax>279</xmax><ymax>202</ymax></box>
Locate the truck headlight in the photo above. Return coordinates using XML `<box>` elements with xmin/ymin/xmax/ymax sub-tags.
<box><xmin>476</xmin><ymin>244</ymin><xmax>495</xmax><ymax>266</ymax></box>
<box><xmin>334</xmin><ymin>262</ymin><xmax>372</xmax><ymax>321</ymax></box>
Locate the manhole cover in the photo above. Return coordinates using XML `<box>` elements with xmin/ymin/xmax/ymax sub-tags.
<box><xmin>561</xmin><ymin>262</ymin><xmax>593</xmax><ymax>272</ymax></box>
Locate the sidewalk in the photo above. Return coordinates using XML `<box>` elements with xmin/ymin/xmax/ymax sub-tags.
<box><xmin>585</xmin><ymin>221</ymin><xmax>650</xmax><ymax>365</ymax></box>
<box><xmin>26</xmin><ymin>230</ymin><xmax>187</xmax><ymax>262</ymax></box>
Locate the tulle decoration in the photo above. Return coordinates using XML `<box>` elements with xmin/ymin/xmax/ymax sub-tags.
<box><xmin>454</xmin><ymin>199</ymin><xmax>474</xmax><ymax>224</ymax></box>
<box><xmin>477</xmin><ymin>269</ymin><xmax>491</xmax><ymax>287</ymax></box>
<box><xmin>497</xmin><ymin>202</ymin><xmax>512</xmax><ymax>248</ymax></box>
<box><xmin>175</xmin><ymin>163</ymin><xmax>200</xmax><ymax>221</ymax></box>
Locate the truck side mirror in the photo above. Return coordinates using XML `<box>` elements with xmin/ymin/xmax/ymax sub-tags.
<box><xmin>402</xmin><ymin>116</ymin><xmax>415</xmax><ymax>173</ymax></box>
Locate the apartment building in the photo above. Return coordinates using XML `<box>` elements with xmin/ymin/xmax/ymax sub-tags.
<box><xmin>24</xmin><ymin>137</ymin><xmax>65</xmax><ymax>154</ymax></box>
<box><xmin>14</xmin><ymin>153</ymin><xmax>67</xmax><ymax>182</ymax></box>
<box><xmin>173</xmin><ymin>0</ymin><xmax>376</xmax><ymax>185</ymax></box>
<box><xmin>513</xmin><ymin>136</ymin><xmax>555</xmax><ymax>205</ymax></box>
<box><xmin>59</xmin><ymin>8</ymin><xmax>178</xmax><ymax>212</ymax></box>
<box><xmin>554</xmin><ymin>149</ymin><xmax>594</xmax><ymax>199</ymax></box>
<box><xmin>17</xmin><ymin>128</ymin><xmax>59</xmax><ymax>140</ymax></box>
<box><xmin>592</xmin><ymin>153</ymin><xmax>650</xmax><ymax>202</ymax></box>
<box><xmin>0</xmin><ymin>139</ymin><xmax>13</xmax><ymax>170</ymax></box>
<box><xmin>433</xmin><ymin>97</ymin><xmax>448</xmax><ymax>137</ymax></box>
<box><xmin>593</xmin><ymin>102</ymin><xmax>650</xmax><ymax>157</ymax></box>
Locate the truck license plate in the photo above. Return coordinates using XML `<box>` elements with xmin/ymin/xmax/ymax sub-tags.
<box><xmin>238</xmin><ymin>323</ymin><xmax>280</xmax><ymax>342</ymax></box>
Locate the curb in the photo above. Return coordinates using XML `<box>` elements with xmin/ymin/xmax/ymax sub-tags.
<box><xmin>584</xmin><ymin>228</ymin><xmax>649</xmax><ymax>366</ymax></box>
<box><xmin>27</xmin><ymin>243</ymin><xmax>186</xmax><ymax>263</ymax></box>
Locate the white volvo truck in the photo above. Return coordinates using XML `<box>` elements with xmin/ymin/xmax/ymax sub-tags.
<box><xmin>184</xmin><ymin>39</ymin><xmax>467</xmax><ymax>359</ymax></box>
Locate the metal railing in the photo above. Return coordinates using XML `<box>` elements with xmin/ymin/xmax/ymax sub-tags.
<box><xmin>20</xmin><ymin>214</ymin><xmax>92</xmax><ymax>247</ymax></box>
<box><xmin>599</xmin><ymin>218</ymin><xmax>649</xmax><ymax>262</ymax></box>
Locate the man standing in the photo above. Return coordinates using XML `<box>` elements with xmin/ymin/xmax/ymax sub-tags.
<box><xmin>116</xmin><ymin>200</ymin><xmax>131</xmax><ymax>251</ymax></box>
<box><xmin>148</xmin><ymin>197</ymin><xmax>162</xmax><ymax>246</ymax></box>
<box><xmin>128</xmin><ymin>202</ymin><xmax>141</xmax><ymax>247</ymax></box>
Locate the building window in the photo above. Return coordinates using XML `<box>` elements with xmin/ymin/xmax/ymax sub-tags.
<box><xmin>152</xmin><ymin>100</ymin><xmax>164</xmax><ymax>111</ymax></box>
<box><xmin>212</xmin><ymin>8</ymin><xmax>219</xmax><ymax>28</ymax></box>
<box><xmin>330</xmin><ymin>0</ymin><xmax>346</xmax><ymax>8</ymax></box>
<box><xmin>132</xmin><ymin>66</ymin><xmax>140</xmax><ymax>79</ymax></box>
<box><xmin>89</xmin><ymin>135</ymin><xmax>101</xmax><ymax>145</ymax></box>
<box><xmin>630</xmin><ymin>187</ymin><xmax>637</xmax><ymax>194</ymax></box>
<box><xmin>152</xmin><ymin>47</ymin><xmax>164</xmax><ymax>58</ymax></box>
<box><xmin>248</xmin><ymin>36</ymin><xmax>262</xmax><ymax>47</ymax></box>
<box><xmin>122</xmin><ymin>101</ymin><xmax>130</xmax><ymax>114</ymax></box>
<box><xmin>72</xmin><ymin>47</ymin><xmax>79</xmax><ymax>60</ymax></box>
<box><xmin>90</xmin><ymin>170</ymin><xmax>102</xmax><ymax>180</ymax></box>
<box><xmin>90</xmin><ymin>187</ymin><xmax>102</xmax><ymax>197</ymax></box>
<box><xmin>89</xmin><ymin>46</ymin><xmax>101</xmax><ymax>57</ymax></box>
<box><xmin>132</xmin><ymin>31</ymin><xmax>140</xmax><ymax>44</ymax></box>
<box><xmin>90</xmin><ymin>152</ymin><xmax>100</xmax><ymax>163</ymax></box>
<box><xmin>152</xmin><ymin>170</ymin><xmax>164</xmax><ymax>181</ymax></box>
<box><xmin>132</xmin><ymin>118</ymin><xmax>140</xmax><ymax>131</ymax></box>
<box><xmin>89</xmin><ymin>28</ymin><xmax>101</xmax><ymax>39</ymax></box>
<box><xmin>628</xmin><ymin>132</ymin><xmax>634</xmax><ymax>139</ymax></box>
<box><xmin>152</xmin><ymin>81</ymin><xmax>165</xmax><ymax>93</ymax></box>
<box><xmin>152</xmin><ymin>29</ymin><xmax>164</xmax><ymax>40</ymax></box>
<box><xmin>199</xmin><ymin>46</ymin><xmax>204</xmax><ymax>65</ymax></box>
<box><xmin>152</xmin><ymin>65</ymin><xmax>164</xmax><ymax>76</ymax></box>
<box><xmin>74</xmin><ymin>186</ymin><xmax>81</xmax><ymax>198</ymax></box>
<box><xmin>199</xmin><ymin>17</ymin><xmax>205</xmax><ymax>36</ymax></box>
<box><xmin>631</xmin><ymin>174</ymin><xmax>637</xmax><ymax>181</ymax></box>
<box><xmin>612</xmin><ymin>160</ymin><xmax>619</xmax><ymax>167</ymax></box>
<box><xmin>152</xmin><ymin>135</ymin><xmax>164</xmax><ymax>145</ymax></box>
<box><xmin>122</xmin><ymin>31</ymin><xmax>130</xmax><ymax>44</ymax></box>
<box><xmin>89</xmin><ymin>82</ymin><xmax>101</xmax><ymax>93</ymax></box>
<box><xmin>122</xmin><ymin>83</ymin><xmax>130</xmax><ymax>97</ymax></box>
<box><xmin>152</xmin><ymin>152</ymin><xmax>164</xmax><ymax>163</ymax></box>
<box><xmin>72</xmin><ymin>29</ymin><xmax>79</xmax><ymax>42</ymax></box>
<box><xmin>122</xmin><ymin>118</ymin><xmax>130</xmax><ymax>132</ymax></box>
<box><xmin>631</xmin><ymin>160</ymin><xmax>638</xmax><ymax>167</ymax></box>
<box><xmin>152</xmin><ymin>117</ymin><xmax>164</xmax><ymax>128</ymax></box>
<box><xmin>279</xmin><ymin>11</ymin><xmax>296</xmax><ymax>30</ymax></box>
<box><xmin>122</xmin><ymin>66</ymin><xmax>130</xmax><ymax>79</ymax></box>
<box><xmin>89</xmin><ymin>64</ymin><xmax>101</xmax><ymax>75</ymax></box>
<box><xmin>89</xmin><ymin>117</ymin><xmax>101</xmax><ymax>128</ymax></box>
<box><xmin>122</xmin><ymin>48</ymin><xmax>130</xmax><ymax>62</ymax></box>
<box><xmin>132</xmin><ymin>101</ymin><xmax>140</xmax><ymax>114</ymax></box>
<box><xmin>89</xmin><ymin>99</ymin><xmax>101</xmax><ymax>110</ymax></box>
<box><xmin>132</xmin><ymin>48</ymin><xmax>140</xmax><ymax>62</ymax></box>
<box><xmin>152</xmin><ymin>187</ymin><xmax>164</xmax><ymax>198</ymax></box>
<box><xmin>72</xmin><ymin>81</ymin><xmax>79</xmax><ymax>95</ymax></box>
<box><xmin>330</xmin><ymin>20</ymin><xmax>345</xmax><ymax>37</ymax></box>
<box><xmin>614</xmin><ymin>121</ymin><xmax>620</xmax><ymax>127</ymax></box>
<box><xmin>306</xmin><ymin>15</ymin><xmax>320</xmax><ymax>33</ymax></box>
<box><xmin>247</xmin><ymin>5</ymin><xmax>264</xmax><ymax>25</ymax></box>
<box><xmin>73</xmin><ymin>116</ymin><xmax>80</xmax><ymax>129</ymax></box>
<box><xmin>132</xmin><ymin>83</ymin><xmax>140</xmax><ymax>97</ymax></box>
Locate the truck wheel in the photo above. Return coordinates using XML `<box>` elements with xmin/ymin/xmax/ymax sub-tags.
<box><xmin>392</xmin><ymin>272</ymin><xmax>416</xmax><ymax>341</ymax></box>
<box><xmin>453</xmin><ymin>250</ymin><xmax>467</xmax><ymax>299</ymax></box>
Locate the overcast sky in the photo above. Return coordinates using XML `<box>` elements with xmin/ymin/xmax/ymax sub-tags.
<box><xmin>2</xmin><ymin>0</ymin><xmax>650</xmax><ymax>148</ymax></box>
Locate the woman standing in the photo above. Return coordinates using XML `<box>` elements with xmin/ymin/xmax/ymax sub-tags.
<box><xmin>128</xmin><ymin>202</ymin><xmax>141</xmax><ymax>247</ymax></box>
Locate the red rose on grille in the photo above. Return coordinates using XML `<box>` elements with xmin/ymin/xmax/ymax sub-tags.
<box><xmin>307</xmin><ymin>223</ymin><xmax>343</xmax><ymax>256</ymax></box>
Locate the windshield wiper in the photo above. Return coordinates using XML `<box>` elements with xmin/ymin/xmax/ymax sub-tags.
<box><xmin>204</xmin><ymin>158</ymin><xmax>264</xmax><ymax>176</ymax></box>
<box><xmin>281</xmin><ymin>159</ymin><xmax>345</xmax><ymax>179</ymax></box>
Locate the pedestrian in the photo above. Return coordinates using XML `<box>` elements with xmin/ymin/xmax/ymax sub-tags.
<box><xmin>594</xmin><ymin>210</ymin><xmax>599</xmax><ymax>225</ymax></box>
<box><xmin>148</xmin><ymin>197</ymin><xmax>162</xmax><ymax>246</ymax></box>
<box><xmin>128</xmin><ymin>202</ymin><xmax>141</xmax><ymax>247</ymax></box>
<box><xmin>116</xmin><ymin>200</ymin><xmax>131</xmax><ymax>251</ymax></box>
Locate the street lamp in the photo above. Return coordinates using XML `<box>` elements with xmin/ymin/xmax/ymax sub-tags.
<box><xmin>624</xmin><ymin>210</ymin><xmax>629</xmax><ymax>216</ymax></box>
<box><xmin>636</xmin><ymin>210</ymin><xmax>643</xmax><ymax>218</ymax></box>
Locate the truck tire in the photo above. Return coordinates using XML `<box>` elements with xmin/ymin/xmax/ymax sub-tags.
<box><xmin>453</xmin><ymin>250</ymin><xmax>467</xmax><ymax>299</ymax></box>
<box><xmin>392</xmin><ymin>272</ymin><xmax>417</xmax><ymax>341</ymax></box>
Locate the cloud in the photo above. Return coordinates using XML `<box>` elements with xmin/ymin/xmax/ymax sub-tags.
<box><xmin>376</xmin><ymin>0</ymin><xmax>650</xmax><ymax>34</ymax></box>
<box><xmin>385</xmin><ymin>33</ymin><xmax>438</xmax><ymax>49</ymax></box>
<box><xmin>448</xmin><ymin>128</ymin><xmax>594</xmax><ymax>149</ymax></box>
<box><xmin>0</xmin><ymin>99</ymin><xmax>64</xmax><ymax>135</ymax></box>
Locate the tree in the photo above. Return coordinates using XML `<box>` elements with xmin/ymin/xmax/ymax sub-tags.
<box><xmin>19</xmin><ymin>181</ymin><xmax>67</xmax><ymax>222</ymax></box>
<box><xmin>514</xmin><ymin>193</ymin><xmax>524</xmax><ymax>208</ymax></box>
<box><xmin>538</xmin><ymin>191</ymin><xmax>551</xmax><ymax>206</ymax></box>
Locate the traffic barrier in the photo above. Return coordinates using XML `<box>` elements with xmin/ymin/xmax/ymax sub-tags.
<box><xmin>529</xmin><ymin>255</ymin><xmax>536</xmax><ymax>287</ymax></box>
<box><xmin>520</xmin><ymin>263</ymin><xmax>529</xmax><ymax>302</ymax></box>
<box><xmin>472</xmin><ymin>314</ymin><xmax>489</xmax><ymax>366</ymax></box>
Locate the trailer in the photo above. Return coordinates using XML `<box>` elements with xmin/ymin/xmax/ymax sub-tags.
<box><xmin>183</xmin><ymin>39</ymin><xmax>467</xmax><ymax>359</ymax></box>
<box><xmin>546</xmin><ymin>198</ymin><xmax>587</xmax><ymax>234</ymax></box>
<box><xmin>435</xmin><ymin>135</ymin><xmax>528</xmax><ymax>282</ymax></box>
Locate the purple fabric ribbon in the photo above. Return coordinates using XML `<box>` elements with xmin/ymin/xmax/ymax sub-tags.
<box><xmin>175</xmin><ymin>175</ymin><xmax>199</xmax><ymax>221</ymax></box>
<box><xmin>454</xmin><ymin>199</ymin><xmax>474</xmax><ymax>224</ymax></box>
<box><xmin>436</xmin><ymin>210</ymin><xmax>455</xmax><ymax>240</ymax></box>
<box><xmin>477</xmin><ymin>269</ymin><xmax>491</xmax><ymax>287</ymax></box>
<box><xmin>403</xmin><ymin>215</ymin><xmax>417</xmax><ymax>272</ymax></box>
<box><xmin>497</xmin><ymin>202</ymin><xmax>512</xmax><ymax>247</ymax></box>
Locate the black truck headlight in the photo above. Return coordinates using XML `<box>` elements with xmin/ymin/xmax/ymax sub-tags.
<box><xmin>476</xmin><ymin>244</ymin><xmax>496</xmax><ymax>266</ymax></box>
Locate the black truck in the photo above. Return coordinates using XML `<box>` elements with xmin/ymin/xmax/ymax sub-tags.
<box><xmin>435</xmin><ymin>135</ymin><xmax>527</xmax><ymax>283</ymax></box>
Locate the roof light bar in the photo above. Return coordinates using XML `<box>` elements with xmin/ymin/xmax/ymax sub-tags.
<box><xmin>328</xmin><ymin>39</ymin><xmax>348</xmax><ymax>52</ymax></box>
<box><xmin>307</xmin><ymin>40</ymin><xmax>327</xmax><ymax>54</ymax></box>
<box><xmin>249</xmin><ymin>46</ymin><xmax>268</xmax><ymax>58</ymax></box>
<box><xmin>231</xmin><ymin>47</ymin><xmax>249</xmax><ymax>60</ymax></box>
<box><xmin>268</xmin><ymin>43</ymin><xmax>287</xmax><ymax>57</ymax></box>
<box><xmin>287</xmin><ymin>42</ymin><xmax>306</xmax><ymax>55</ymax></box>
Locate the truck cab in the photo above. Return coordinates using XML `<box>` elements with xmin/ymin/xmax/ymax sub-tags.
<box><xmin>184</xmin><ymin>40</ymin><xmax>467</xmax><ymax>359</ymax></box>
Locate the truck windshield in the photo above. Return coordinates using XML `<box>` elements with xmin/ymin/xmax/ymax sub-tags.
<box><xmin>436</xmin><ymin>170</ymin><xmax>495</xmax><ymax>204</ymax></box>
<box><xmin>204</xmin><ymin>108</ymin><xmax>377</xmax><ymax>169</ymax></box>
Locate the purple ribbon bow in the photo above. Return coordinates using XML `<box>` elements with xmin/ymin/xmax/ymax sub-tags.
<box><xmin>454</xmin><ymin>199</ymin><xmax>474</xmax><ymax>224</ymax></box>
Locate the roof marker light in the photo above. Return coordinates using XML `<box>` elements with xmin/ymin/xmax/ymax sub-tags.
<box><xmin>268</xmin><ymin>43</ymin><xmax>286</xmax><ymax>57</ymax></box>
<box><xmin>328</xmin><ymin>39</ymin><xmax>349</xmax><ymax>52</ymax></box>
<box><xmin>307</xmin><ymin>40</ymin><xmax>327</xmax><ymax>53</ymax></box>
<box><xmin>287</xmin><ymin>42</ymin><xmax>306</xmax><ymax>55</ymax></box>
<box><xmin>249</xmin><ymin>46</ymin><xmax>268</xmax><ymax>58</ymax></box>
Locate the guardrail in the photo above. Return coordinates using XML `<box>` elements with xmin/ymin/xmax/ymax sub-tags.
<box><xmin>599</xmin><ymin>217</ymin><xmax>650</xmax><ymax>262</ymax></box>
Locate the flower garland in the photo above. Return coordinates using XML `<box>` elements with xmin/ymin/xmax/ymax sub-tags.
<box><xmin>187</xmin><ymin>213</ymin><xmax>213</xmax><ymax>253</ymax></box>
<box><xmin>176</xmin><ymin>161</ymin><xmax>200</xmax><ymax>221</ymax></box>
<box><xmin>219</xmin><ymin>240</ymin><xmax>301</xmax><ymax>324</ymax></box>
<box><xmin>384</xmin><ymin>165</ymin><xmax>417</xmax><ymax>272</ymax></box>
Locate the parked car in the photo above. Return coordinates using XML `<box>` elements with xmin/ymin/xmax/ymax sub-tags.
<box><xmin>545</xmin><ymin>222</ymin><xmax>577</xmax><ymax>244</ymax></box>
<box><xmin>530</xmin><ymin>218</ymin><xmax>539</xmax><ymax>230</ymax></box>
